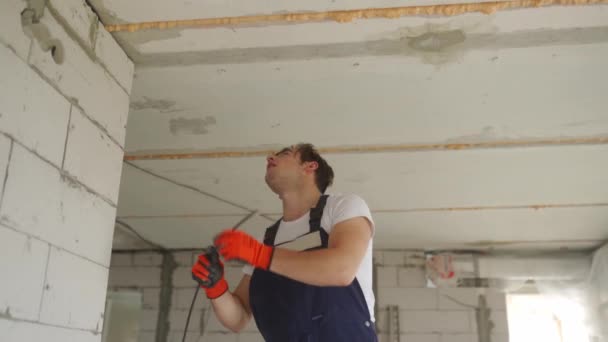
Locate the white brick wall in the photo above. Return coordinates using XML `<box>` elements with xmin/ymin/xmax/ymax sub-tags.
<box><xmin>0</xmin><ymin>135</ymin><xmax>10</xmax><ymax>202</ymax></box>
<box><xmin>173</xmin><ymin>288</ymin><xmax>209</xmax><ymax>310</ymax></box>
<box><xmin>174</xmin><ymin>251</ymin><xmax>197</xmax><ymax>266</ymax></box>
<box><xmin>134</xmin><ymin>252</ymin><xmax>164</xmax><ymax>267</ymax></box>
<box><xmin>138</xmin><ymin>331</ymin><xmax>156</xmax><ymax>342</ymax></box>
<box><xmin>39</xmin><ymin>247</ymin><xmax>109</xmax><ymax>331</ymax></box>
<box><xmin>0</xmin><ymin>1</ymin><xmax>133</xmax><ymax>341</ymax></box>
<box><xmin>0</xmin><ymin>143</ymin><xmax>116</xmax><ymax>266</ymax></box>
<box><xmin>0</xmin><ymin>143</ymin><xmax>71</xmax><ymax>240</ymax></box>
<box><xmin>0</xmin><ymin>45</ymin><xmax>70</xmax><ymax>167</ymax></box>
<box><xmin>0</xmin><ymin>318</ymin><xmax>101</xmax><ymax>342</ymax></box>
<box><xmin>47</xmin><ymin>0</ymin><xmax>98</xmax><ymax>50</ymax></box>
<box><xmin>59</xmin><ymin>181</ymin><xmax>117</xmax><ymax>266</ymax></box>
<box><xmin>401</xmin><ymin>311</ymin><xmax>471</xmax><ymax>333</ymax></box>
<box><xmin>63</xmin><ymin>106</ymin><xmax>124</xmax><ymax>203</ymax></box>
<box><xmin>0</xmin><ymin>225</ymin><xmax>49</xmax><ymax>321</ymax></box>
<box><xmin>439</xmin><ymin>288</ymin><xmax>506</xmax><ymax>310</ymax></box>
<box><xmin>377</xmin><ymin>266</ymin><xmax>398</xmax><ymax>287</ymax></box>
<box><xmin>0</xmin><ymin>0</ymin><xmax>32</xmax><ymax>60</ymax></box>
<box><xmin>377</xmin><ymin>288</ymin><xmax>438</xmax><ymax>309</ymax></box>
<box><xmin>108</xmin><ymin>267</ymin><xmax>162</xmax><ymax>288</ymax></box>
<box><xmin>111</xmin><ymin>253</ymin><xmax>134</xmax><ymax>267</ymax></box>
<box><xmin>143</xmin><ymin>288</ymin><xmax>162</xmax><ymax>309</ymax></box>
<box><xmin>94</xmin><ymin>21</ymin><xmax>134</xmax><ymax>93</ymax></box>
<box><xmin>107</xmin><ymin>252</ymin><xmax>263</xmax><ymax>341</ymax></box>
<box><xmin>173</xmin><ymin>266</ymin><xmax>197</xmax><ymax>287</ymax></box>
<box><xmin>374</xmin><ymin>251</ymin><xmax>510</xmax><ymax>342</ymax></box>
<box><xmin>169</xmin><ymin>309</ymin><xmax>203</xmax><ymax>332</ymax></box>
<box><xmin>28</xmin><ymin>4</ymin><xmax>131</xmax><ymax>147</ymax></box>
<box><xmin>140</xmin><ymin>309</ymin><xmax>159</xmax><ymax>331</ymax></box>
<box><xmin>379</xmin><ymin>334</ymin><xmax>440</xmax><ymax>342</ymax></box>
<box><xmin>109</xmin><ymin>250</ymin><xmax>511</xmax><ymax>342</ymax></box>
<box><xmin>398</xmin><ymin>267</ymin><xmax>427</xmax><ymax>288</ymax></box>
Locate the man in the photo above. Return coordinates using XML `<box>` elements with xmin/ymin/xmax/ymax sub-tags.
<box><xmin>191</xmin><ymin>143</ymin><xmax>377</xmax><ymax>341</ymax></box>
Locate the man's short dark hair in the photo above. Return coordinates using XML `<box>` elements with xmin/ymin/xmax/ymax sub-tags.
<box><xmin>294</xmin><ymin>143</ymin><xmax>334</xmax><ymax>193</ymax></box>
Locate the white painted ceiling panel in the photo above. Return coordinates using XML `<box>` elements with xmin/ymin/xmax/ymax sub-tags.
<box><xmin>328</xmin><ymin>145</ymin><xmax>608</xmax><ymax>211</ymax></box>
<box><xmin>116</xmin><ymin>162</ymin><xmax>248</xmax><ymax>217</ymax></box>
<box><xmin>125</xmin><ymin>44</ymin><xmax>608</xmax><ymax>154</ymax></box>
<box><xmin>371</xmin><ymin>206</ymin><xmax>608</xmax><ymax>249</ymax></box>
<box><xmin>94</xmin><ymin>0</ymin><xmax>608</xmax><ymax>251</ymax></box>
<box><xmin>131</xmin><ymin>144</ymin><xmax>608</xmax><ymax>214</ymax></box>
<box><xmin>131</xmin><ymin>158</ymin><xmax>278</xmax><ymax>214</ymax></box>
<box><xmin>115</xmin><ymin>206</ymin><xmax>607</xmax><ymax>250</ymax></box>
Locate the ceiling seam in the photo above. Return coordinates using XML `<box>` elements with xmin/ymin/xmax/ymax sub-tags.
<box><xmin>123</xmin><ymin>136</ymin><xmax>608</xmax><ymax>161</ymax></box>
<box><xmin>116</xmin><ymin>202</ymin><xmax>608</xmax><ymax>219</ymax></box>
<box><xmin>104</xmin><ymin>0</ymin><xmax>608</xmax><ymax>33</ymax></box>
<box><xmin>115</xmin><ymin>218</ymin><xmax>167</xmax><ymax>251</ymax></box>
<box><xmin>371</xmin><ymin>202</ymin><xmax>608</xmax><ymax>212</ymax></box>
<box><xmin>123</xmin><ymin>160</ymin><xmax>264</xmax><ymax>214</ymax></box>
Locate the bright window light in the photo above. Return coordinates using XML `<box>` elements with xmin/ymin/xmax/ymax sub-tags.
<box><xmin>507</xmin><ymin>294</ymin><xmax>591</xmax><ymax>342</ymax></box>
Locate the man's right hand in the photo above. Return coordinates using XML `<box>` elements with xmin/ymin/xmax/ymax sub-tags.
<box><xmin>192</xmin><ymin>246</ymin><xmax>229</xmax><ymax>299</ymax></box>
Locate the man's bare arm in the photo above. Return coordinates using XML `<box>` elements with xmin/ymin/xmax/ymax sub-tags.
<box><xmin>210</xmin><ymin>275</ymin><xmax>252</xmax><ymax>332</ymax></box>
<box><xmin>269</xmin><ymin>216</ymin><xmax>372</xmax><ymax>287</ymax></box>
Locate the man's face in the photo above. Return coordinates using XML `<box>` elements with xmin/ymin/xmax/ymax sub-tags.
<box><xmin>265</xmin><ymin>146</ymin><xmax>304</xmax><ymax>192</ymax></box>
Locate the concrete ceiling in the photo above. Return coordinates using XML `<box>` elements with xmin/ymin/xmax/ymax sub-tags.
<box><xmin>91</xmin><ymin>0</ymin><xmax>608</xmax><ymax>251</ymax></box>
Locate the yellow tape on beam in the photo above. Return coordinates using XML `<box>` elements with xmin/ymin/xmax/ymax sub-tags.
<box><xmin>105</xmin><ymin>0</ymin><xmax>608</xmax><ymax>33</ymax></box>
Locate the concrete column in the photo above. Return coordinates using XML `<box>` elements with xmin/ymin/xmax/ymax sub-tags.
<box><xmin>0</xmin><ymin>0</ymin><xmax>133</xmax><ymax>340</ymax></box>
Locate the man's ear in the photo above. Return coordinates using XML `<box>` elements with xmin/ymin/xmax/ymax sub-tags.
<box><xmin>304</xmin><ymin>161</ymin><xmax>319</xmax><ymax>174</ymax></box>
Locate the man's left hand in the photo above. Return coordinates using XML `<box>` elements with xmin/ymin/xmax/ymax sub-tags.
<box><xmin>214</xmin><ymin>230</ymin><xmax>274</xmax><ymax>270</ymax></box>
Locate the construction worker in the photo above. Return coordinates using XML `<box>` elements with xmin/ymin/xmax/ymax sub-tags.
<box><xmin>191</xmin><ymin>143</ymin><xmax>377</xmax><ymax>341</ymax></box>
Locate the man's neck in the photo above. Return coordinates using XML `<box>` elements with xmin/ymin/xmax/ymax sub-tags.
<box><xmin>280</xmin><ymin>187</ymin><xmax>322</xmax><ymax>221</ymax></box>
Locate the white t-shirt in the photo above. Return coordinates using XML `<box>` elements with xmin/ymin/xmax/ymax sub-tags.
<box><xmin>243</xmin><ymin>193</ymin><xmax>376</xmax><ymax>321</ymax></box>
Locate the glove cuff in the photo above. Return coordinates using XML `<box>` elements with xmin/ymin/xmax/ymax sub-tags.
<box><xmin>256</xmin><ymin>244</ymin><xmax>274</xmax><ymax>270</ymax></box>
<box><xmin>205</xmin><ymin>278</ymin><xmax>228</xmax><ymax>299</ymax></box>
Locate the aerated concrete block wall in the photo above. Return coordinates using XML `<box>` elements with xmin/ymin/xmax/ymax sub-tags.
<box><xmin>108</xmin><ymin>251</ymin><xmax>265</xmax><ymax>342</ymax></box>
<box><xmin>108</xmin><ymin>250</ymin><xmax>510</xmax><ymax>342</ymax></box>
<box><xmin>0</xmin><ymin>0</ymin><xmax>133</xmax><ymax>340</ymax></box>
<box><xmin>374</xmin><ymin>250</ymin><xmax>510</xmax><ymax>342</ymax></box>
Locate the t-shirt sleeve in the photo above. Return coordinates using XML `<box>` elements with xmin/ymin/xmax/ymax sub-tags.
<box><xmin>330</xmin><ymin>194</ymin><xmax>375</xmax><ymax>236</ymax></box>
<box><xmin>242</xmin><ymin>264</ymin><xmax>254</xmax><ymax>275</ymax></box>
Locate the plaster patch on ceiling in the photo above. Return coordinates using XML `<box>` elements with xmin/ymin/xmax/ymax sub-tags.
<box><xmin>408</xmin><ymin>30</ymin><xmax>467</xmax><ymax>52</ymax></box>
<box><xmin>130</xmin><ymin>96</ymin><xmax>177</xmax><ymax>111</ymax></box>
<box><xmin>169</xmin><ymin>116</ymin><xmax>217</xmax><ymax>135</ymax></box>
<box><xmin>133</xmin><ymin>26</ymin><xmax>608</xmax><ymax>67</ymax></box>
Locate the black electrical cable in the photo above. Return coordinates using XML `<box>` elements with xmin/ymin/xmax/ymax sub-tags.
<box><xmin>182</xmin><ymin>285</ymin><xmax>200</xmax><ymax>342</ymax></box>
<box><xmin>181</xmin><ymin>211</ymin><xmax>258</xmax><ymax>342</ymax></box>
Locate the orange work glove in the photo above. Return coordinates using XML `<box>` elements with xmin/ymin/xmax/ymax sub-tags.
<box><xmin>191</xmin><ymin>247</ymin><xmax>228</xmax><ymax>299</ymax></box>
<box><xmin>214</xmin><ymin>230</ymin><xmax>274</xmax><ymax>270</ymax></box>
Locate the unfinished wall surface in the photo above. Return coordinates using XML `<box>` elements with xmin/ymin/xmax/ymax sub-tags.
<box><xmin>374</xmin><ymin>251</ymin><xmax>509</xmax><ymax>342</ymax></box>
<box><xmin>108</xmin><ymin>251</ymin><xmax>264</xmax><ymax>342</ymax></box>
<box><xmin>0</xmin><ymin>0</ymin><xmax>133</xmax><ymax>340</ymax></box>
<box><xmin>108</xmin><ymin>250</ymin><xmax>509</xmax><ymax>342</ymax></box>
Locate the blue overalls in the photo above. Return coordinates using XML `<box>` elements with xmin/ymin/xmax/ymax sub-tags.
<box><xmin>249</xmin><ymin>195</ymin><xmax>378</xmax><ymax>342</ymax></box>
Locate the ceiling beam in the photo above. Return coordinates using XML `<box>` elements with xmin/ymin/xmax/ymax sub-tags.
<box><xmin>124</xmin><ymin>136</ymin><xmax>608</xmax><ymax>161</ymax></box>
<box><xmin>117</xmin><ymin>202</ymin><xmax>608</xmax><ymax>219</ymax></box>
<box><xmin>105</xmin><ymin>0</ymin><xmax>608</xmax><ymax>33</ymax></box>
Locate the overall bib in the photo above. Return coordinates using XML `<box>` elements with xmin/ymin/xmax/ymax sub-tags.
<box><xmin>249</xmin><ymin>195</ymin><xmax>378</xmax><ymax>342</ymax></box>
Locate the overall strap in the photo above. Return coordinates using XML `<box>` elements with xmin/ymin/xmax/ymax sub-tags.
<box><xmin>263</xmin><ymin>219</ymin><xmax>281</xmax><ymax>246</ymax></box>
<box><xmin>308</xmin><ymin>194</ymin><xmax>329</xmax><ymax>233</ymax></box>
<box><xmin>263</xmin><ymin>194</ymin><xmax>330</xmax><ymax>246</ymax></box>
